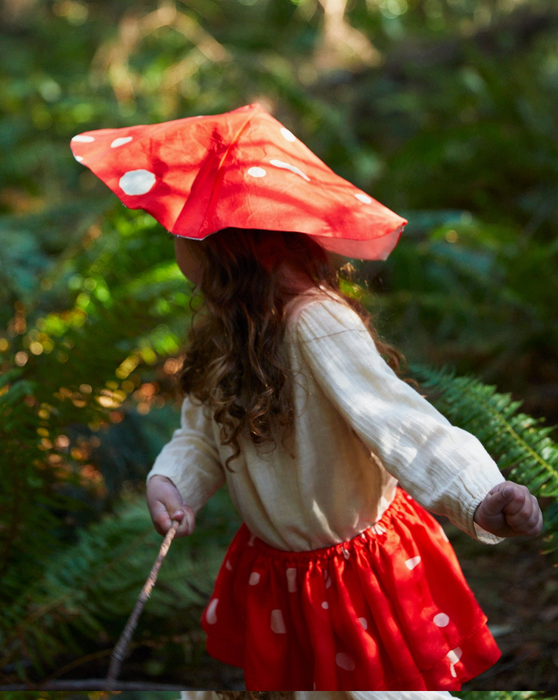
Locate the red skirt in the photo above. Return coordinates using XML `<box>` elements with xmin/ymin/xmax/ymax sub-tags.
<box><xmin>201</xmin><ymin>488</ymin><xmax>500</xmax><ymax>690</ymax></box>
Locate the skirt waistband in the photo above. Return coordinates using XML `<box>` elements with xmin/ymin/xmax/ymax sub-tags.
<box><xmin>249</xmin><ymin>487</ymin><xmax>409</xmax><ymax>563</ymax></box>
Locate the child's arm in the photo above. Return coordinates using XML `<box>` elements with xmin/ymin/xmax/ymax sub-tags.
<box><xmin>295</xmin><ymin>298</ymin><xmax>542</xmax><ymax>543</ymax></box>
<box><xmin>145</xmin><ymin>395</ymin><xmax>225</xmax><ymax>536</ymax></box>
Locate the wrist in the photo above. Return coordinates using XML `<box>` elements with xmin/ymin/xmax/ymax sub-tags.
<box><xmin>147</xmin><ymin>474</ymin><xmax>182</xmax><ymax>498</ymax></box>
<box><xmin>148</xmin><ymin>474</ymin><xmax>173</xmax><ymax>484</ymax></box>
<box><xmin>148</xmin><ymin>474</ymin><xmax>177</xmax><ymax>486</ymax></box>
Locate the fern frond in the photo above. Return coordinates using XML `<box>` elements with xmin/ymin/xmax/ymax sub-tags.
<box><xmin>453</xmin><ymin>692</ymin><xmax>557</xmax><ymax>700</ymax></box>
<box><xmin>411</xmin><ymin>365</ymin><xmax>558</xmax><ymax>556</ymax></box>
<box><xmin>0</xmin><ymin>494</ymin><xmax>232</xmax><ymax>683</ymax></box>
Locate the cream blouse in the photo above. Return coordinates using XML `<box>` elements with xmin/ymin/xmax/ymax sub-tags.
<box><xmin>146</xmin><ymin>289</ymin><xmax>504</xmax><ymax>550</ymax></box>
<box><xmin>181</xmin><ymin>690</ymin><xmax>454</xmax><ymax>700</ymax></box>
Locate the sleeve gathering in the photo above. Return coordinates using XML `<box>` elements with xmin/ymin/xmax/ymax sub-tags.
<box><xmin>146</xmin><ymin>395</ymin><xmax>225</xmax><ymax>514</ymax></box>
<box><xmin>294</xmin><ymin>297</ymin><xmax>505</xmax><ymax>544</ymax></box>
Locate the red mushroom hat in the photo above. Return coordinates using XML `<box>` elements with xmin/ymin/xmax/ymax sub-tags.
<box><xmin>70</xmin><ymin>103</ymin><xmax>406</xmax><ymax>260</ymax></box>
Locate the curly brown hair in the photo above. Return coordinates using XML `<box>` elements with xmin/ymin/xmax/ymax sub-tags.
<box><xmin>180</xmin><ymin>227</ymin><xmax>405</xmax><ymax>470</ymax></box>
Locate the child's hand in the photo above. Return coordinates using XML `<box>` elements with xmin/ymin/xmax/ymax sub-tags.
<box><xmin>146</xmin><ymin>475</ymin><xmax>195</xmax><ymax>538</ymax></box>
<box><xmin>474</xmin><ymin>481</ymin><xmax>543</xmax><ymax>538</ymax></box>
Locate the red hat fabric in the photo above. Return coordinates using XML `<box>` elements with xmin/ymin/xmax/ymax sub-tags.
<box><xmin>70</xmin><ymin>103</ymin><xmax>407</xmax><ymax>260</ymax></box>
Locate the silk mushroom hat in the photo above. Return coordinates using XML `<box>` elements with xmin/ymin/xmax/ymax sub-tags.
<box><xmin>70</xmin><ymin>102</ymin><xmax>407</xmax><ymax>260</ymax></box>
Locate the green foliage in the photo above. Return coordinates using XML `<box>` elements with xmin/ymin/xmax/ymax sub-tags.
<box><xmin>0</xmin><ymin>695</ymin><xmax>91</xmax><ymax>700</ymax></box>
<box><xmin>454</xmin><ymin>693</ymin><xmax>557</xmax><ymax>700</ymax></box>
<box><xmin>1</xmin><ymin>0</ymin><xmax>558</xmax><ymax>687</ymax></box>
<box><xmin>2</xmin><ymin>0</ymin><xmax>557</xmax><ymax>399</ymax></box>
<box><xmin>0</xmin><ymin>367</ymin><xmax>84</xmax><ymax>603</ymax></box>
<box><xmin>365</xmin><ymin>214</ymin><xmax>558</xmax><ymax>399</ymax></box>
<box><xmin>0</xmin><ymin>208</ymin><xmax>198</xmax><ymax>616</ymax></box>
<box><xmin>0</xmin><ymin>488</ymin><xmax>240</xmax><ymax>683</ymax></box>
<box><xmin>411</xmin><ymin>365</ymin><xmax>558</xmax><ymax>555</ymax></box>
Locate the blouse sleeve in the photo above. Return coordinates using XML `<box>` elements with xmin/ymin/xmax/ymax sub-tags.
<box><xmin>146</xmin><ymin>395</ymin><xmax>225</xmax><ymax>514</ymax></box>
<box><xmin>349</xmin><ymin>693</ymin><xmax>453</xmax><ymax>700</ymax></box>
<box><xmin>294</xmin><ymin>297</ymin><xmax>505</xmax><ymax>543</ymax></box>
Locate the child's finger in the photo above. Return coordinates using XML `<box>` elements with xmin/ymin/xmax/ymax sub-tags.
<box><xmin>479</xmin><ymin>483</ymin><xmax>515</xmax><ymax>516</ymax></box>
<box><xmin>499</xmin><ymin>483</ymin><xmax>530</xmax><ymax>516</ymax></box>
<box><xmin>150</xmin><ymin>499</ymin><xmax>176</xmax><ymax>536</ymax></box>
<box><xmin>505</xmin><ymin>493</ymin><xmax>543</xmax><ymax>535</ymax></box>
<box><xmin>160</xmin><ymin>500</ymin><xmax>195</xmax><ymax>537</ymax></box>
<box><xmin>175</xmin><ymin>504</ymin><xmax>196</xmax><ymax>537</ymax></box>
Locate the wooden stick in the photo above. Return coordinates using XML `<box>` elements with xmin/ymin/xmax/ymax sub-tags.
<box><xmin>104</xmin><ymin>519</ymin><xmax>181</xmax><ymax>690</ymax></box>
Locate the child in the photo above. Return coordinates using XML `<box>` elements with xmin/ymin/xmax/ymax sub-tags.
<box><xmin>70</xmin><ymin>104</ymin><xmax>543</xmax><ymax>691</ymax></box>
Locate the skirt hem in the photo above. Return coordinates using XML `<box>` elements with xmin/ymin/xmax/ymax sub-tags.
<box><xmin>205</xmin><ymin>619</ymin><xmax>500</xmax><ymax>691</ymax></box>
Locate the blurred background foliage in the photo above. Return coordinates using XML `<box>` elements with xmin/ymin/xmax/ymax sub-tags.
<box><xmin>1</xmin><ymin>0</ymin><xmax>558</xmax><ymax>690</ymax></box>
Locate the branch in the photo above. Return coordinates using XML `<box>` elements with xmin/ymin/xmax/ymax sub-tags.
<box><xmin>104</xmin><ymin>518</ymin><xmax>180</xmax><ymax>690</ymax></box>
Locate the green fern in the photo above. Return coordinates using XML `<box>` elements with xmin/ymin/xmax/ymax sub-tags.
<box><xmin>0</xmin><ymin>492</ymin><xmax>236</xmax><ymax>683</ymax></box>
<box><xmin>453</xmin><ymin>693</ymin><xmax>557</xmax><ymax>700</ymax></box>
<box><xmin>411</xmin><ymin>365</ymin><xmax>558</xmax><ymax>557</ymax></box>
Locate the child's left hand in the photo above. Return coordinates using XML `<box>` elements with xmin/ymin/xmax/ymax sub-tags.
<box><xmin>474</xmin><ymin>481</ymin><xmax>543</xmax><ymax>538</ymax></box>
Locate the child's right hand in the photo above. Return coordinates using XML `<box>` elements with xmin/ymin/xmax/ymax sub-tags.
<box><xmin>146</xmin><ymin>475</ymin><xmax>195</xmax><ymax>537</ymax></box>
<box><xmin>474</xmin><ymin>481</ymin><xmax>543</xmax><ymax>538</ymax></box>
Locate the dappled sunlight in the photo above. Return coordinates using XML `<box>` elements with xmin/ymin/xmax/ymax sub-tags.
<box><xmin>1</xmin><ymin>0</ymin><xmax>557</xmax><ymax>689</ymax></box>
<box><xmin>316</xmin><ymin>0</ymin><xmax>382</xmax><ymax>71</ymax></box>
<box><xmin>90</xmin><ymin>3</ymin><xmax>230</xmax><ymax>115</ymax></box>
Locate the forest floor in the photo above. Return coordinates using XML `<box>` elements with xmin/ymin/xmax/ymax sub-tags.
<box><xmin>449</xmin><ymin>519</ymin><xmax>558</xmax><ymax>691</ymax></box>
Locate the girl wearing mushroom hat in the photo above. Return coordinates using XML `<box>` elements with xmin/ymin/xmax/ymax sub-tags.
<box><xmin>71</xmin><ymin>103</ymin><xmax>542</xmax><ymax>691</ymax></box>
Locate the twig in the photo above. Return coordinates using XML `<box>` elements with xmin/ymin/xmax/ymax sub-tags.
<box><xmin>104</xmin><ymin>519</ymin><xmax>180</xmax><ymax>690</ymax></box>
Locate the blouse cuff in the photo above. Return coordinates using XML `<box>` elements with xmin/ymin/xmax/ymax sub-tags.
<box><xmin>473</xmin><ymin>520</ymin><xmax>506</xmax><ymax>545</ymax></box>
<box><xmin>446</xmin><ymin>462</ymin><xmax>505</xmax><ymax>543</ymax></box>
<box><xmin>465</xmin><ymin>488</ymin><xmax>506</xmax><ymax>545</ymax></box>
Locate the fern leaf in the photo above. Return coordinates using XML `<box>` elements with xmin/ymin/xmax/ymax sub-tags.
<box><xmin>411</xmin><ymin>365</ymin><xmax>558</xmax><ymax>556</ymax></box>
<box><xmin>453</xmin><ymin>692</ymin><xmax>557</xmax><ymax>700</ymax></box>
<box><xmin>0</xmin><ymin>495</ymin><xmax>231</xmax><ymax>682</ymax></box>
